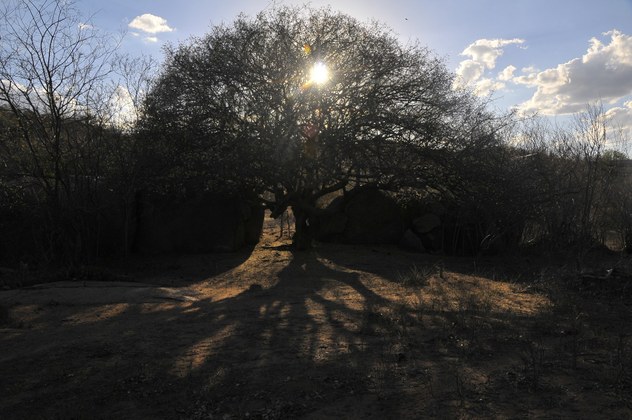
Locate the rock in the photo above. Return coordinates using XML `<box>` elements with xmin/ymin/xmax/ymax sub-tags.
<box><xmin>312</xmin><ymin>212</ymin><xmax>348</xmax><ymax>241</ymax></box>
<box><xmin>419</xmin><ymin>230</ymin><xmax>444</xmax><ymax>252</ymax></box>
<box><xmin>427</xmin><ymin>201</ymin><xmax>446</xmax><ymax>216</ymax></box>
<box><xmin>134</xmin><ymin>192</ymin><xmax>263</xmax><ymax>255</ymax></box>
<box><xmin>399</xmin><ymin>229</ymin><xmax>425</xmax><ymax>252</ymax></box>
<box><xmin>342</xmin><ymin>187</ymin><xmax>403</xmax><ymax>244</ymax></box>
<box><xmin>312</xmin><ymin>187</ymin><xmax>405</xmax><ymax>245</ymax></box>
<box><xmin>413</xmin><ymin>213</ymin><xmax>441</xmax><ymax>234</ymax></box>
<box><xmin>243</xmin><ymin>204</ymin><xmax>265</xmax><ymax>245</ymax></box>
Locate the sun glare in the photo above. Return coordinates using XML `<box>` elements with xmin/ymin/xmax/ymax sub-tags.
<box><xmin>309</xmin><ymin>62</ymin><xmax>329</xmax><ymax>86</ymax></box>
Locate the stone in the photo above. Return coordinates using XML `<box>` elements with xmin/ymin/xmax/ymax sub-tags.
<box><xmin>413</xmin><ymin>213</ymin><xmax>442</xmax><ymax>234</ymax></box>
<box><xmin>134</xmin><ymin>192</ymin><xmax>263</xmax><ymax>255</ymax></box>
<box><xmin>342</xmin><ymin>187</ymin><xmax>403</xmax><ymax>244</ymax></box>
<box><xmin>312</xmin><ymin>212</ymin><xmax>348</xmax><ymax>241</ymax></box>
<box><xmin>399</xmin><ymin>229</ymin><xmax>425</xmax><ymax>252</ymax></box>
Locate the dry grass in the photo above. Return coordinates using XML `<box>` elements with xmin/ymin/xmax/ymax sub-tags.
<box><xmin>0</xmin><ymin>218</ymin><xmax>631</xmax><ymax>419</ymax></box>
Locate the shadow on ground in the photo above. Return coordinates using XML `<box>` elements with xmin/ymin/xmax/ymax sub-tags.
<box><xmin>1</xmin><ymin>233</ymin><xmax>631</xmax><ymax>419</ymax></box>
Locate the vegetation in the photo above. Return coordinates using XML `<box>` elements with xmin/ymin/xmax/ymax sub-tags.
<box><xmin>141</xmin><ymin>7</ymin><xmax>502</xmax><ymax>248</ymax></box>
<box><xmin>1</xmin><ymin>224</ymin><xmax>631</xmax><ymax>418</ymax></box>
<box><xmin>1</xmin><ymin>2</ymin><xmax>631</xmax><ymax>419</ymax></box>
<box><xmin>0</xmin><ymin>0</ymin><xmax>152</xmax><ymax>263</ymax></box>
<box><xmin>1</xmin><ymin>1</ymin><xmax>629</xmax><ymax>262</ymax></box>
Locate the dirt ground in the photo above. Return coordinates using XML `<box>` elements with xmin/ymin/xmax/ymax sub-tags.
<box><xmin>1</xmin><ymin>216</ymin><xmax>632</xmax><ymax>419</ymax></box>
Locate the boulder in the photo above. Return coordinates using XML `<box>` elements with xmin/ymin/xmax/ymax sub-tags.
<box><xmin>312</xmin><ymin>187</ymin><xmax>404</xmax><ymax>244</ymax></box>
<box><xmin>419</xmin><ymin>230</ymin><xmax>444</xmax><ymax>252</ymax></box>
<box><xmin>399</xmin><ymin>229</ymin><xmax>426</xmax><ymax>252</ymax></box>
<box><xmin>312</xmin><ymin>212</ymin><xmax>348</xmax><ymax>241</ymax></box>
<box><xmin>134</xmin><ymin>192</ymin><xmax>263</xmax><ymax>255</ymax></box>
<box><xmin>244</xmin><ymin>205</ymin><xmax>266</xmax><ymax>245</ymax></box>
<box><xmin>413</xmin><ymin>213</ymin><xmax>442</xmax><ymax>234</ymax></box>
<box><xmin>342</xmin><ymin>187</ymin><xmax>403</xmax><ymax>244</ymax></box>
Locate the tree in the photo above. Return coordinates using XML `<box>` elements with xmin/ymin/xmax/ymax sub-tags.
<box><xmin>504</xmin><ymin>105</ymin><xmax>632</xmax><ymax>260</ymax></box>
<box><xmin>0</xmin><ymin>0</ymin><xmax>119</xmax><ymax>261</ymax></box>
<box><xmin>142</xmin><ymin>7</ymin><xmax>486</xmax><ymax>249</ymax></box>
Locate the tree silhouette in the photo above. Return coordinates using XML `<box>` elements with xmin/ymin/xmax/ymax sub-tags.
<box><xmin>0</xmin><ymin>0</ymin><xmax>121</xmax><ymax>261</ymax></box>
<box><xmin>142</xmin><ymin>7</ymin><xmax>485</xmax><ymax>249</ymax></box>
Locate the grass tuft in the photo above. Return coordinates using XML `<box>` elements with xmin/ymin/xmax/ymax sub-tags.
<box><xmin>397</xmin><ymin>264</ymin><xmax>434</xmax><ymax>287</ymax></box>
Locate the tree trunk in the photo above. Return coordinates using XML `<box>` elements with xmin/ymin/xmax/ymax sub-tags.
<box><xmin>625</xmin><ymin>228</ymin><xmax>632</xmax><ymax>254</ymax></box>
<box><xmin>292</xmin><ymin>207</ymin><xmax>313</xmax><ymax>250</ymax></box>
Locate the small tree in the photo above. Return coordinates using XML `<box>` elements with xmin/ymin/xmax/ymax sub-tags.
<box><xmin>143</xmin><ymin>7</ymin><xmax>483</xmax><ymax>248</ymax></box>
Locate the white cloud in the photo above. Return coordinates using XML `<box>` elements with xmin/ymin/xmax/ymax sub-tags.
<box><xmin>605</xmin><ymin>100</ymin><xmax>632</xmax><ymax>145</ymax></box>
<box><xmin>473</xmin><ymin>78</ymin><xmax>506</xmax><ymax>97</ymax></box>
<box><xmin>144</xmin><ymin>36</ymin><xmax>158</xmax><ymax>43</ymax></box>
<box><xmin>78</xmin><ymin>23</ymin><xmax>93</xmax><ymax>31</ymax></box>
<box><xmin>513</xmin><ymin>66</ymin><xmax>539</xmax><ymax>86</ymax></box>
<box><xmin>109</xmin><ymin>85</ymin><xmax>137</xmax><ymax>129</ymax></box>
<box><xmin>1</xmin><ymin>79</ymin><xmax>79</xmax><ymax>115</ymax></box>
<box><xmin>461</xmin><ymin>38</ymin><xmax>525</xmax><ymax>69</ymax></box>
<box><xmin>455</xmin><ymin>59</ymin><xmax>484</xmax><ymax>86</ymax></box>
<box><xmin>128</xmin><ymin>14</ymin><xmax>174</xmax><ymax>34</ymax></box>
<box><xmin>498</xmin><ymin>65</ymin><xmax>517</xmax><ymax>81</ymax></box>
<box><xmin>454</xmin><ymin>38</ymin><xmax>525</xmax><ymax>95</ymax></box>
<box><xmin>518</xmin><ymin>30</ymin><xmax>632</xmax><ymax>114</ymax></box>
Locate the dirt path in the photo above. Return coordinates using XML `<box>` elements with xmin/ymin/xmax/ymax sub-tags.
<box><xmin>1</xmin><ymin>219</ymin><xmax>631</xmax><ymax>418</ymax></box>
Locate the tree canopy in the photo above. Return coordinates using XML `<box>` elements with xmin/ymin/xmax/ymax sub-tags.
<box><xmin>0</xmin><ymin>2</ymin><xmax>629</xmax><ymax>263</ymax></box>
<box><xmin>0</xmin><ymin>2</ymin><xmax>498</xmax><ymax>261</ymax></box>
<box><xmin>141</xmin><ymin>7</ymin><xmax>499</xmax><ymax>247</ymax></box>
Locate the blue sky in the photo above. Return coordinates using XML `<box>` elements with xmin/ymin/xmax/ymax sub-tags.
<box><xmin>78</xmin><ymin>0</ymin><xmax>632</xmax><ymax>137</ymax></box>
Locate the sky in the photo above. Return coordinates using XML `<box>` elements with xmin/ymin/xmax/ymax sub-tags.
<box><xmin>77</xmin><ymin>0</ymin><xmax>632</xmax><ymax>141</ymax></box>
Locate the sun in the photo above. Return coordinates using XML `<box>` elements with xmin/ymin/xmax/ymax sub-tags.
<box><xmin>309</xmin><ymin>62</ymin><xmax>329</xmax><ymax>86</ymax></box>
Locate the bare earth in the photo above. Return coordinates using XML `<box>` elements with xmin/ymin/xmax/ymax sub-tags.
<box><xmin>1</xmin><ymin>218</ymin><xmax>631</xmax><ymax>419</ymax></box>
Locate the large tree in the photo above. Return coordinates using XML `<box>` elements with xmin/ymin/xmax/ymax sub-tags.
<box><xmin>143</xmin><ymin>7</ymin><xmax>487</xmax><ymax>248</ymax></box>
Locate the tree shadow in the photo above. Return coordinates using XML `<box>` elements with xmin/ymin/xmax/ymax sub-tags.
<box><xmin>2</xmin><ymin>244</ymin><xmax>629</xmax><ymax>419</ymax></box>
<box><xmin>2</xmin><ymin>245</ymin><xmax>444</xmax><ymax>418</ymax></box>
<box><xmin>169</xmin><ymin>250</ymin><xmax>407</xmax><ymax>415</ymax></box>
<box><xmin>101</xmin><ymin>244</ymin><xmax>259</xmax><ymax>287</ymax></box>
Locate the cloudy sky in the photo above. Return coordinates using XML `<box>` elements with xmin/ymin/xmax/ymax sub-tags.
<box><xmin>79</xmin><ymin>0</ymin><xmax>632</xmax><ymax>135</ymax></box>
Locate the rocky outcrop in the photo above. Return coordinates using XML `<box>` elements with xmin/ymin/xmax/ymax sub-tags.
<box><xmin>311</xmin><ymin>187</ymin><xmax>520</xmax><ymax>255</ymax></box>
<box><xmin>313</xmin><ymin>187</ymin><xmax>404</xmax><ymax>245</ymax></box>
<box><xmin>399</xmin><ymin>229</ymin><xmax>426</xmax><ymax>252</ymax></box>
<box><xmin>134</xmin><ymin>192</ymin><xmax>263</xmax><ymax>255</ymax></box>
<box><xmin>413</xmin><ymin>213</ymin><xmax>441</xmax><ymax>234</ymax></box>
<box><xmin>398</xmin><ymin>195</ymin><xmax>496</xmax><ymax>255</ymax></box>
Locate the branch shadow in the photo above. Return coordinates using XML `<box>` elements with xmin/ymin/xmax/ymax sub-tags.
<box><xmin>2</xmin><ymin>243</ymin><xmax>629</xmax><ymax>419</ymax></box>
<box><xmin>1</xmin><ymin>249</ymin><xmax>417</xmax><ymax>418</ymax></box>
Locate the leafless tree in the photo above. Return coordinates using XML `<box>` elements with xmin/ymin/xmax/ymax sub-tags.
<box><xmin>103</xmin><ymin>53</ymin><xmax>159</xmax><ymax>256</ymax></box>
<box><xmin>0</xmin><ymin>0</ymin><xmax>119</xmax><ymax>261</ymax></box>
<box><xmin>142</xmin><ymin>6</ymin><xmax>488</xmax><ymax>249</ymax></box>
<box><xmin>509</xmin><ymin>105</ymin><xmax>631</xmax><ymax>262</ymax></box>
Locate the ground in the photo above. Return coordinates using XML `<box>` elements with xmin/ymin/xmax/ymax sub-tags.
<box><xmin>1</xmin><ymin>216</ymin><xmax>631</xmax><ymax>419</ymax></box>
